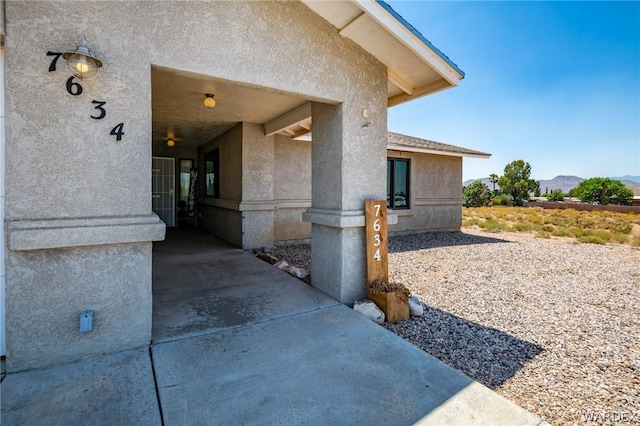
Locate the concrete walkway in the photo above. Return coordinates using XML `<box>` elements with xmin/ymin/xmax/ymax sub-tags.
<box><xmin>1</xmin><ymin>229</ymin><xmax>547</xmax><ymax>425</ymax></box>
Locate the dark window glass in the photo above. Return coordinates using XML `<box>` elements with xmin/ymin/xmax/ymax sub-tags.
<box><xmin>204</xmin><ymin>149</ymin><xmax>220</xmax><ymax>198</ymax></box>
<box><xmin>387</xmin><ymin>158</ymin><xmax>409</xmax><ymax>209</ymax></box>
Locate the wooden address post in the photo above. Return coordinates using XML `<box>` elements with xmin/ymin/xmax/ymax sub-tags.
<box><xmin>365</xmin><ymin>200</ymin><xmax>388</xmax><ymax>285</ymax></box>
<box><xmin>365</xmin><ymin>200</ymin><xmax>409</xmax><ymax>323</ymax></box>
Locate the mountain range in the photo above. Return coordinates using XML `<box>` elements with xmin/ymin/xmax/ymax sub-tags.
<box><xmin>464</xmin><ymin>175</ymin><xmax>640</xmax><ymax>194</ymax></box>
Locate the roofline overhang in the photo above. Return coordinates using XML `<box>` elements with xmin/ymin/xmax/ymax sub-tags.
<box><xmin>302</xmin><ymin>0</ymin><xmax>465</xmax><ymax>106</ymax></box>
<box><xmin>360</xmin><ymin>1</ymin><xmax>465</xmax><ymax>84</ymax></box>
<box><xmin>387</xmin><ymin>144</ymin><xmax>491</xmax><ymax>159</ymax></box>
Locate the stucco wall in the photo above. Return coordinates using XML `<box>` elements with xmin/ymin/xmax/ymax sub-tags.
<box><xmin>274</xmin><ymin>135</ymin><xmax>312</xmax><ymax>243</ymax></box>
<box><xmin>241</xmin><ymin>123</ymin><xmax>275</xmax><ymax>248</ymax></box>
<box><xmin>198</xmin><ymin>124</ymin><xmax>243</xmax><ymax>247</ymax></box>
<box><xmin>4</xmin><ymin>0</ymin><xmax>388</xmax><ymax>369</ymax></box>
<box><xmin>6</xmin><ymin>243</ymin><xmax>152</xmax><ymax>372</ymax></box>
<box><xmin>389</xmin><ymin>151</ymin><xmax>463</xmax><ymax>233</ymax></box>
<box><xmin>273</xmin><ymin>142</ymin><xmax>464</xmax><ymax>240</ymax></box>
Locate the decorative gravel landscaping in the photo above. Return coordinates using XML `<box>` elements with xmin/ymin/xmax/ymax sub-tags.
<box><xmin>272</xmin><ymin>229</ymin><xmax>640</xmax><ymax>425</ymax></box>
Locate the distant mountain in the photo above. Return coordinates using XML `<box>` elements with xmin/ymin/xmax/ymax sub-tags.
<box><xmin>539</xmin><ymin>175</ymin><xmax>584</xmax><ymax>194</ymax></box>
<box><xmin>464</xmin><ymin>174</ymin><xmax>640</xmax><ymax>195</ymax></box>
<box><xmin>463</xmin><ymin>177</ymin><xmax>497</xmax><ymax>189</ymax></box>
<box><xmin>611</xmin><ymin>175</ymin><xmax>640</xmax><ymax>183</ymax></box>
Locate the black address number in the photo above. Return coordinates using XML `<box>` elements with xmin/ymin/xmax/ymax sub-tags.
<box><xmin>110</xmin><ymin>123</ymin><xmax>125</xmax><ymax>141</ymax></box>
<box><xmin>48</xmin><ymin>50</ymin><xmax>125</xmax><ymax>142</ymax></box>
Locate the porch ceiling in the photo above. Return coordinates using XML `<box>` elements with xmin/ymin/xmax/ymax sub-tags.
<box><xmin>151</xmin><ymin>66</ymin><xmax>311</xmax><ymax>151</ymax></box>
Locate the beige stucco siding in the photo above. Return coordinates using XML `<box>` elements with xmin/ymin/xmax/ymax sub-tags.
<box><xmin>4</xmin><ymin>0</ymin><xmax>387</xmax><ymax>370</ymax></box>
<box><xmin>389</xmin><ymin>151</ymin><xmax>463</xmax><ymax>233</ymax></box>
<box><xmin>6</xmin><ymin>243</ymin><xmax>152</xmax><ymax>372</ymax></box>
<box><xmin>274</xmin><ymin>135</ymin><xmax>312</xmax><ymax>242</ymax></box>
<box><xmin>198</xmin><ymin>124</ymin><xmax>243</xmax><ymax>247</ymax></box>
<box><xmin>271</xmin><ymin>143</ymin><xmax>464</xmax><ymax>243</ymax></box>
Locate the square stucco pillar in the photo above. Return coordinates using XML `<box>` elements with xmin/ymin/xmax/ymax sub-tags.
<box><xmin>241</xmin><ymin>123</ymin><xmax>275</xmax><ymax>249</ymax></box>
<box><xmin>303</xmin><ymin>101</ymin><xmax>387</xmax><ymax>304</ymax></box>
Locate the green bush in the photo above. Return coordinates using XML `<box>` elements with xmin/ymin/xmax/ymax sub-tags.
<box><xmin>463</xmin><ymin>180</ymin><xmax>491</xmax><ymax>207</ymax></box>
<box><xmin>573</xmin><ymin>177</ymin><xmax>633</xmax><ymax>205</ymax></box>
<box><xmin>492</xmin><ymin>194</ymin><xmax>512</xmax><ymax>206</ymax></box>
<box><xmin>546</xmin><ymin>189</ymin><xmax>565</xmax><ymax>202</ymax></box>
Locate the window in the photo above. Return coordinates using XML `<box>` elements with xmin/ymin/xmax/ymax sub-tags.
<box><xmin>179</xmin><ymin>159</ymin><xmax>193</xmax><ymax>204</ymax></box>
<box><xmin>387</xmin><ymin>158</ymin><xmax>409</xmax><ymax>209</ymax></box>
<box><xmin>204</xmin><ymin>149</ymin><xmax>220</xmax><ymax>198</ymax></box>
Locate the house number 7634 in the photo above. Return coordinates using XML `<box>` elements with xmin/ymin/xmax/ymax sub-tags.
<box><xmin>365</xmin><ymin>200</ymin><xmax>389</xmax><ymax>283</ymax></box>
<box><xmin>47</xmin><ymin>50</ymin><xmax>125</xmax><ymax>142</ymax></box>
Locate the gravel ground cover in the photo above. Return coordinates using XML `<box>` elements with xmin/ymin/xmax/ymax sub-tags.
<box><xmin>272</xmin><ymin>230</ymin><xmax>640</xmax><ymax>425</ymax></box>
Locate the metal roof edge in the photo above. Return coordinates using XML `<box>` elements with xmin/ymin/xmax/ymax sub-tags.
<box><xmin>375</xmin><ymin>0</ymin><xmax>465</xmax><ymax>79</ymax></box>
<box><xmin>387</xmin><ymin>144</ymin><xmax>491</xmax><ymax>159</ymax></box>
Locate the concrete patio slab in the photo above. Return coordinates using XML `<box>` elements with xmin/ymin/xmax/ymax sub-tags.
<box><xmin>1</xmin><ymin>348</ymin><xmax>160</xmax><ymax>426</ymax></box>
<box><xmin>152</xmin><ymin>304</ymin><xmax>544</xmax><ymax>425</ymax></box>
<box><xmin>152</xmin><ymin>243</ymin><xmax>338</xmax><ymax>344</ymax></box>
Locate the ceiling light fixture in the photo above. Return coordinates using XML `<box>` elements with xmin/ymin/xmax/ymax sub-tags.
<box><xmin>167</xmin><ymin>139</ymin><xmax>175</xmax><ymax>147</ymax></box>
<box><xmin>62</xmin><ymin>35</ymin><xmax>103</xmax><ymax>80</ymax></box>
<box><xmin>203</xmin><ymin>93</ymin><xmax>216</xmax><ymax>108</ymax></box>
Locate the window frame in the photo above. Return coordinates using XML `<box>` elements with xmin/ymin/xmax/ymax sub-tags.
<box><xmin>387</xmin><ymin>157</ymin><xmax>410</xmax><ymax>210</ymax></box>
<box><xmin>204</xmin><ymin>148</ymin><xmax>220</xmax><ymax>198</ymax></box>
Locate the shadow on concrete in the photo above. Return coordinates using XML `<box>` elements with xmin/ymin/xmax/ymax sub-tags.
<box><xmin>384</xmin><ymin>304</ymin><xmax>544</xmax><ymax>390</ymax></box>
<box><xmin>389</xmin><ymin>231</ymin><xmax>511</xmax><ymax>253</ymax></box>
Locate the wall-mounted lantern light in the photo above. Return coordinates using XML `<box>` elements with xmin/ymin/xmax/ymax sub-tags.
<box><xmin>203</xmin><ymin>93</ymin><xmax>216</xmax><ymax>109</ymax></box>
<box><xmin>62</xmin><ymin>36</ymin><xmax>103</xmax><ymax>80</ymax></box>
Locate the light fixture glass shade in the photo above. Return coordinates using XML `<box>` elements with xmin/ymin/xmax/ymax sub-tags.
<box><xmin>167</xmin><ymin>139</ymin><xmax>175</xmax><ymax>147</ymax></box>
<box><xmin>204</xmin><ymin>94</ymin><xmax>216</xmax><ymax>108</ymax></box>
<box><xmin>62</xmin><ymin>36</ymin><xmax>103</xmax><ymax>80</ymax></box>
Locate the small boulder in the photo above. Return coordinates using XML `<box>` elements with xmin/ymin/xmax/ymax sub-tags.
<box><xmin>409</xmin><ymin>297</ymin><xmax>424</xmax><ymax>317</ymax></box>
<box><xmin>353</xmin><ymin>299</ymin><xmax>385</xmax><ymax>324</ymax></box>
<box><xmin>256</xmin><ymin>252</ymin><xmax>278</xmax><ymax>265</ymax></box>
<box><xmin>274</xmin><ymin>260</ymin><xmax>289</xmax><ymax>270</ymax></box>
<box><xmin>289</xmin><ymin>267</ymin><xmax>309</xmax><ymax>279</ymax></box>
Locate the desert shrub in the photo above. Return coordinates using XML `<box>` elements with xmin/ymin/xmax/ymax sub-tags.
<box><xmin>612</xmin><ymin>221</ymin><xmax>633</xmax><ymax>234</ymax></box>
<box><xmin>478</xmin><ymin>219</ymin><xmax>508</xmax><ymax>231</ymax></box>
<box><xmin>462</xmin><ymin>218</ymin><xmax>479</xmax><ymax>227</ymax></box>
<box><xmin>582</xmin><ymin>229</ymin><xmax>613</xmax><ymax>242</ymax></box>
<box><xmin>612</xmin><ymin>233</ymin><xmax>629</xmax><ymax>244</ymax></box>
<box><xmin>511</xmin><ymin>222</ymin><xmax>534</xmax><ymax>232</ymax></box>
<box><xmin>551</xmin><ymin>227</ymin><xmax>573</xmax><ymax>237</ymax></box>
<box><xmin>577</xmin><ymin>216</ymin><xmax>596</xmax><ymax>229</ymax></box>
<box><xmin>578</xmin><ymin>235</ymin><xmax>605</xmax><ymax>244</ymax></box>
<box><xmin>460</xmin><ymin>205</ymin><xmax>638</xmax><ymax>248</ymax></box>
<box><xmin>492</xmin><ymin>194</ymin><xmax>512</xmax><ymax>206</ymax></box>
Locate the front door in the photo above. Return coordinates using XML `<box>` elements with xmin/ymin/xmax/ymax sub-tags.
<box><xmin>152</xmin><ymin>157</ymin><xmax>175</xmax><ymax>227</ymax></box>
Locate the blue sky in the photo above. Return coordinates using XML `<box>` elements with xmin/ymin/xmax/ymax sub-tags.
<box><xmin>386</xmin><ymin>1</ymin><xmax>640</xmax><ymax>181</ymax></box>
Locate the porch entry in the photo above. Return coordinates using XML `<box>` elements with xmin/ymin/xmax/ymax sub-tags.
<box><xmin>152</xmin><ymin>157</ymin><xmax>175</xmax><ymax>227</ymax></box>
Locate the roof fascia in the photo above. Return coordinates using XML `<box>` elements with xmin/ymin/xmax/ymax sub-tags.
<box><xmin>354</xmin><ymin>0</ymin><xmax>465</xmax><ymax>85</ymax></box>
<box><xmin>387</xmin><ymin>144</ymin><xmax>491</xmax><ymax>159</ymax></box>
